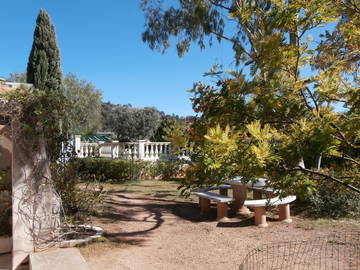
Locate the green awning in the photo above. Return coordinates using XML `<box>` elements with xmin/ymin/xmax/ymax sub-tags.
<box><xmin>81</xmin><ymin>133</ymin><xmax>112</xmax><ymax>142</ymax></box>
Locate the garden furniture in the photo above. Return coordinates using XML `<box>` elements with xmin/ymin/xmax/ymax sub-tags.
<box><xmin>193</xmin><ymin>177</ymin><xmax>296</xmax><ymax>227</ymax></box>
<box><xmin>192</xmin><ymin>191</ymin><xmax>234</xmax><ymax>220</ymax></box>
<box><xmin>243</xmin><ymin>196</ymin><xmax>296</xmax><ymax>227</ymax></box>
<box><xmin>223</xmin><ymin>177</ymin><xmax>267</xmax><ymax>215</ymax></box>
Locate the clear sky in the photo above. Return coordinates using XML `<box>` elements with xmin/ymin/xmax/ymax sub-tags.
<box><xmin>0</xmin><ymin>0</ymin><xmax>235</xmax><ymax>116</ymax></box>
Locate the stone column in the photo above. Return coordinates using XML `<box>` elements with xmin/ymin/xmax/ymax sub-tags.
<box><xmin>137</xmin><ymin>140</ymin><xmax>146</xmax><ymax>160</ymax></box>
<box><xmin>111</xmin><ymin>141</ymin><xmax>119</xmax><ymax>159</ymax></box>
<box><xmin>232</xmin><ymin>185</ymin><xmax>251</xmax><ymax>216</ymax></box>
<box><xmin>98</xmin><ymin>141</ymin><xmax>104</xmax><ymax>157</ymax></box>
<box><xmin>12</xmin><ymin>133</ymin><xmax>60</xmax><ymax>270</ymax></box>
<box><xmin>74</xmin><ymin>135</ymin><xmax>81</xmax><ymax>157</ymax></box>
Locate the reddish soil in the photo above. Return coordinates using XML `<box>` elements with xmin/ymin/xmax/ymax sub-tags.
<box><xmin>84</xmin><ymin>192</ymin><xmax>359</xmax><ymax>270</ymax></box>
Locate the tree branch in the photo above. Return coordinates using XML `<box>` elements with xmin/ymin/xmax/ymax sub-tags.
<box><xmin>343</xmin><ymin>154</ymin><xmax>360</xmax><ymax>166</ymax></box>
<box><xmin>344</xmin><ymin>0</ymin><xmax>360</xmax><ymax>14</ymax></box>
<box><xmin>328</xmin><ymin>153</ymin><xmax>360</xmax><ymax>166</ymax></box>
<box><xmin>299</xmin><ymin>89</ymin><xmax>313</xmax><ymax>111</ymax></box>
<box><xmin>292</xmin><ymin>166</ymin><xmax>360</xmax><ymax>193</ymax></box>
<box><xmin>330</xmin><ymin>123</ymin><xmax>360</xmax><ymax>149</ymax></box>
<box><xmin>305</xmin><ymin>86</ymin><xmax>319</xmax><ymax>113</ymax></box>
<box><xmin>210</xmin><ymin>0</ymin><xmax>231</xmax><ymax>11</ymax></box>
<box><xmin>209</xmin><ymin>30</ymin><xmax>254</xmax><ymax>59</ymax></box>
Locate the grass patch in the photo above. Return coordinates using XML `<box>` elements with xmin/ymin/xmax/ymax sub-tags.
<box><xmin>102</xmin><ymin>179</ymin><xmax>193</xmax><ymax>201</ymax></box>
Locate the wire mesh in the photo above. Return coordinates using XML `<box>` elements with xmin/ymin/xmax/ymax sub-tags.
<box><xmin>239</xmin><ymin>231</ymin><xmax>360</xmax><ymax>270</ymax></box>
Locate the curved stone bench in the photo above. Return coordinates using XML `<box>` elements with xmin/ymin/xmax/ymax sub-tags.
<box><xmin>244</xmin><ymin>196</ymin><xmax>296</xmax><ymax>227</ymax></box>
<box><xmin>247</xmin><ymin>185</ymin><xmax>275</xmax><ymax>199</ymax></box>
<box><xmin>192</xmin><ymin>185</ymin><xmax>231</xmax><ymax>196</ymax></box>
<box><xmin>193</xmin><ymin>191</ymin><xmax>234</xmax><ymax>220</ymax></box>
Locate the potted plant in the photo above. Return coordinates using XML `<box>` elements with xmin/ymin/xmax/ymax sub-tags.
<box><xmin>0</xmin><ymin>170</ymin><xmax>12</xmax><ymax>254</ymax></box>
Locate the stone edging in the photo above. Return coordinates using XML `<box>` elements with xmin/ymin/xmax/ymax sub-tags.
<box><xmin>59</xmin><ymin>225</ymin><xmax>104</xmax><ymax>248</ymax></box>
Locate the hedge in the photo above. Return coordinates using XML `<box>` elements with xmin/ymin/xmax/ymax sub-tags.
<box><xmin>73</xmin><ymin>157</ymin><xmax>188</xmax><ymax>183</ymax></box>
<box><xmin>74</xmin><ymin>158</ymin><xmax>151</xmax><ymax>183</ymax></box>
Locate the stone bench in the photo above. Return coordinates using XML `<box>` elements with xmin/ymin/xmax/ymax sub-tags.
<box><xmin>247</xmin><ymin>185</ymin><xmax>275</xmax><ymax>199</ymax></box>
<box><xmin>244</xmin><ymin>196</ymin><xmax>296</xmax><ymax>228</ymax></box>
<box><xmin>193</xmin><ymin>191</ymin><xmax>234</xmax><ymax>220</ymax></box>
<box><xmin>192</xmin><ymin>185</ymin><xmax>231</xmax><ymax>196</ymax></box>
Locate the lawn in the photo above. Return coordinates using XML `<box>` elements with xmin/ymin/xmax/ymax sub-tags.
<box><xmin>102</xmin><ymin>179</ymin><xmax>185</xmax><ymax>200</ymax></box>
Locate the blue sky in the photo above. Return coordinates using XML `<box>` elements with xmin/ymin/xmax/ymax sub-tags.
<box><xmin>0</xmin><ymin>0</ymin><xmax>234</xmax><ymax>116</ymax></box>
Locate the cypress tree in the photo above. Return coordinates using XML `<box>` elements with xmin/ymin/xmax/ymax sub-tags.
<box><xmin>27</xmin><ymin>9</ymin><xmax>63</xmax><ymax>91</ymax></box>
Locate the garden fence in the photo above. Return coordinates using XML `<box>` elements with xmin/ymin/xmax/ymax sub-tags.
<box><xmin>239</xmin><ymin>231</ymin><xmax>360</xmax><ymax>270</ymax></box>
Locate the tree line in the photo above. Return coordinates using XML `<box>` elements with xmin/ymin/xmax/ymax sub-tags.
<box><xmin>101</xmin><ymin>102</ymin><xmax>191</xmax><ymax>142</ymax></box>
<box><xmin>9</xmin><ymin>71</ymin><xmax>190</xmax><ymax>141</ymax></box>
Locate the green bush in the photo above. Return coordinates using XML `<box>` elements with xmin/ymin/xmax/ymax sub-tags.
<box><xmin>74</xmin><ymin>158</ymin><xmax>152</xmax><ymax>183</ymax></box>
<box><xmin>308</xmin><ymin>182</ymin><xmax>360</xmax><ymax>218</ymax></box>
<box><xmin>74</xmin><ymin>158</ymin><xmax>188</xmax><ymax>183</ymax></box>
<box><xmin>51</xmin><ymin>159</ymin><xmax>103</xmax><ymax>222</ymax></box>
<box><xmin>148</xmin><ymin>159</ymin><xmax>187</xmax><ymax>180</ymax></box>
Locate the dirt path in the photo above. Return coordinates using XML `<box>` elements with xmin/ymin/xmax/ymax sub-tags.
<box><xmin>83</xmin><ymin>192</ymin><xmax>359</xmax><ymax>270</ymax></box>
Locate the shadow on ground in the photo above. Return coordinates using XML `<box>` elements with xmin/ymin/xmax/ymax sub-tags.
<box><xmin>217</xmin><ymin>216</ymin><xmax>279</xmax><ymax>228</ymax></box>
<box><xmin>93</xmin><ymin>191</ymin><xmax>272</xmax><ymax>248</ymax></box>
<box><xmin>93</xmin><ymin>192</ymin><xmax>205</xmax><ymax>247</ymax></box>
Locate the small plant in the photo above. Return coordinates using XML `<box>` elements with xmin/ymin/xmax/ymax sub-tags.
<box><xmin>51</xmin><ymin>159</ymin><xmax>104</xmax><ymax>223</ymax></box>
<box><xmin>149</xmin><ymin>158</ymin><xmax>188</xmax><ymax>180</ymax></box>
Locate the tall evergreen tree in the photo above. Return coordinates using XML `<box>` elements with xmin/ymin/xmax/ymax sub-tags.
<box><xmin>27</xmin><ymin>9</ymin><xmax>63</xmax><ymax>91</ymax></box>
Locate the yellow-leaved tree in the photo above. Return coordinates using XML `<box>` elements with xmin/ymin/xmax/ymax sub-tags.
<box><xmin>141</xmin><ymin>1</ymin><xmax>360</xmax><ymax>203</ymax></box>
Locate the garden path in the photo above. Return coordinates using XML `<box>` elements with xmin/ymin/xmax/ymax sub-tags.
<box><xmin>83</xmin><ymin>191</ymin><xmax>359</xmax><ymax>270</ymax></box>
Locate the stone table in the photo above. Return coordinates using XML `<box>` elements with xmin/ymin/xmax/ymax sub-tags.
<box><xmin>223</xmin><ymin>177</ymin><xmax>267</xmax><ymax>216</ymax></box>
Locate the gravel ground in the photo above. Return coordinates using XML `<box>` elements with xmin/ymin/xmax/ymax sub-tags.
<box><xmin>83</xmin><ymin>192</ymin><xmax>359</xmax><ymax>270</ymax></box>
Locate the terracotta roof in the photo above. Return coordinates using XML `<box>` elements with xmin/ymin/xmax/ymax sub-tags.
<box><xmin>0</xmin><ymin>85</ymin><xmax>13</xmax><ymax>94</ymax></box>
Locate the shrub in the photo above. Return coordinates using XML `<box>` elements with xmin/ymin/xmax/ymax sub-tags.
<box><xmin>149</xmin><ymin>158</ymin><xmax>188</xmax><ymax>180</ymax></box>
<box><xmin>308</xmin><ymin>182</ymin><xmax>360</xmax><ymax>218</ymax></box>
<box><xmin>74</xmin><ymin>157</ymin><xmax>188</xmax><ymax>183</ymax></box>
<box><xmin>51</xmin><ymin>159</ymin><xmax>103</xmax><ymax>222</ymax></box>
<box><xmin>74</xmin><ymin>158</ymin><xmax>151</xmax><ymax>183</ymax></box>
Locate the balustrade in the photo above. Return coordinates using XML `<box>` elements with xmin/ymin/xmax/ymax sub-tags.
<box><xmin>74</xmin><ymin>138</ymin><xmax>189</xmax><ymax>161</ymax></box>
<box><xmin>78</xmin><ymin>142</ymin><xmax>98</xmax><ymax>158</ymax></box>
